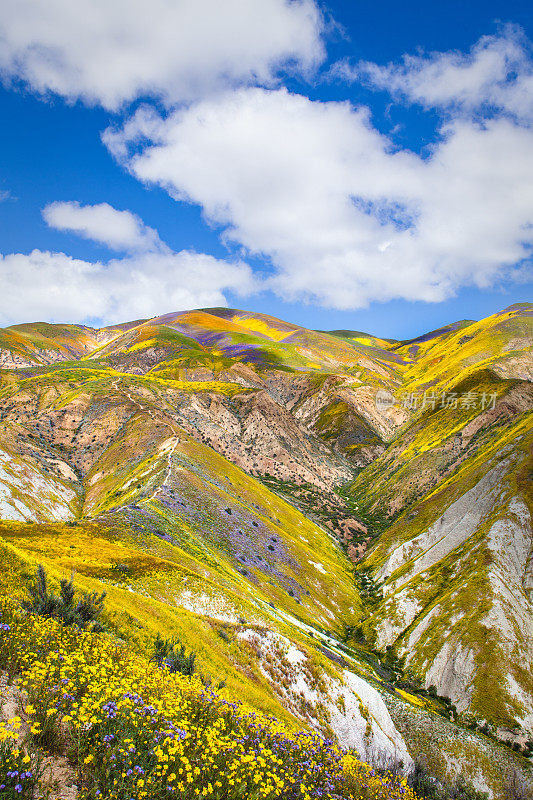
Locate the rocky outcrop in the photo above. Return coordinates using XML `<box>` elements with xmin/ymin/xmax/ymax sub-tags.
<box><xmin>0</xmin><ymin>447</ymin><xmax>78</xmax><ymax>521</ymax></box>
<box><xmin>167</xmin><ymin>386</ymin><xmax>355</xmax><ymax>492</ymax></box>
<box><xmin>364</xmin><ymin>450</ymin><xmax>533</xmax><ymax>737</ymax></box>
<box><xmin>0</xmin><ymin>303</ymin><xmax>532</xmax><ymax>754</ymax></box>
<box><xmin>238</xmin><ymin>629</ymin><xmax>413</xmax><ymax>769</ymax></box>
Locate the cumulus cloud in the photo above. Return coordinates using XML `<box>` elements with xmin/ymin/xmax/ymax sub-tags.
<box><xmin>350</xmin><ymin>24</ymin><xmax>533</xmax><ymax>123</ymax></box>
<box><xmin>0</xmin><ymin>205</ymin><xmax>256</xmax><ymax>325</ymax></box>
<box><xmin>0</xmin><ymin>0</ymin><xmax>323</xmax><ymax>110</ymax></box>
<box><xmin>3</xmin><ymin>15</ymin><xmax>532</xmax><ymax>314</ymax></box>
<box><xmin>104</xmin><ymin>84</ymin><xmax>533</xmax><ymax>309</ymax></box>
<box><xmin>43</xmin><ymin>201</ymin><xmax>165</xmax><ymax>253</ymax></box>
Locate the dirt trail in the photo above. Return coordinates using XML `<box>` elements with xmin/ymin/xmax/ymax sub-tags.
<box><xmin>111</xmin><ymin>379</ymin><xmax>181</xmax><ymax>507</ymax></box>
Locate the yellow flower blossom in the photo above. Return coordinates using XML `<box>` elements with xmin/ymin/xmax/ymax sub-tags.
<box><xmin>0</xmin><ymin>594</ymin><xmax>421</xmax><ymax>800</ymax></box>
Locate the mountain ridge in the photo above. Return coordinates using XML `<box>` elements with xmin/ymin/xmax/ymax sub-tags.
<box><xmin>0</xmin><ymin>302</ymin><xmax>531</xmax><ymax>797</ymax></box>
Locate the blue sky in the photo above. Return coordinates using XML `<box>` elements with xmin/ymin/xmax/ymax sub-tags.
<box><xmin>0</xmin><ymin>0</ymin><xmax>531</xmax><ymax>338</ymax></box>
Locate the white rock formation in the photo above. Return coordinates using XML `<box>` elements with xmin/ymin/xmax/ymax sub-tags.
<box><xmin>0</xmin><ymin>449</ymin><xmax>77</xmax><ymax>521</ymax></box>
<box><xmin>239</xmin><ymin>628</ymin><xmax>413</xmax><ymax>770</ymax></box>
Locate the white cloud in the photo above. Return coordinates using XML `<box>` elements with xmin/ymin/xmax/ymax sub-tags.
<box><xmin>104</xmin><ymin>86</ymin><xmax>533</xmax><ymax>309</ymax></box>
<box><xmin>3</xmin><ymin>17</ymin><xmax>532</xmax><ymax>315</ymax></box>
<box><xmin>0</xmin><ymin>0</ymin><xmax>323</xmax><ymax>110</ymax></box>
<box><xmin>352</xmin><ymin>24</ymin><xmax>533</xmax><ymax>123</ymax></box>
<box><xmin>43</xmin><ymin>201</ymin><xmax>165</xmax><ymax>253</ymax></box>
<box><xmin>0</xmin><ymin>205</ymin><xmax>256</xmax><ymax>325</ymax></box>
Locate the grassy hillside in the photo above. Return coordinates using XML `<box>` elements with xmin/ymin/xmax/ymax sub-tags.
<box><xmin>0</xmin><ymin>303</ymin><xmax>531</xmax><ymax>798</ymax></box>
<box><xmin>348</xmin><ymin>304</ymin><xmax>533</xmax><ymax>743</ymax></box>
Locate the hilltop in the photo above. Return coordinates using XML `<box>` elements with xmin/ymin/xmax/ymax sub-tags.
<box><xmin>0</xmin><ymin>303</ymin><xmax>531</xmax><ymax>798</ymax></box>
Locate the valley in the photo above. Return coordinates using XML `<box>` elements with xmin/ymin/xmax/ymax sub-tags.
<box><xmin>0</xmin><ymin>303</ymin><xmax>531</xmax><ymax>798</ymax></box>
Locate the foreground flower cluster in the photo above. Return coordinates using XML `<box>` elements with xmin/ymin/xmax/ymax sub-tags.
<box><xmin>0</xmin><ymin>736</ymin><xmax>38</xmax><ymax>800</ymax></box>
<box><xmin>0</xmin><ymin>596</ymin><xmax>419</xmax><ymax>800</ymax></box>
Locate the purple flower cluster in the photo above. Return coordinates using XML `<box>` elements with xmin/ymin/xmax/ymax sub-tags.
<box><xmin>1</xmin><ymin>769</ymin><xmax>34</xmax><ymax>796</ymax></box>
<box><xmin>101</xmin><ymin>700</ymin><xmax>118</xmax><ymax>719</ymax></box>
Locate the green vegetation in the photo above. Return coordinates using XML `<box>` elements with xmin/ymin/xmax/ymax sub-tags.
<box><xmin>22</xmin><ymin>564</ymin><xmax>106</xmax><ymax>631</ymax></box>
<box><xmin>0</xmin><ymin>304</ymin><xmax>531</xmax><ymax>798</ymax></box>
<box><xmin>150</xmin><ymin>632</ymin><xmax>197</xmax><ymax>676</ymax></box>
<box><xmin>0</xmin><ymin>738</ymin><xmax>40</xmax><ymax>800</ymax></box>
<box><xmin>410</xmin><ymin>760</ymin><xmax>490</xmax><ymax>800</ymax></box>
<box><xmin>0</xmin><ymin>596</ymin><xmax>422</xmax><ymax>800</ymax></box>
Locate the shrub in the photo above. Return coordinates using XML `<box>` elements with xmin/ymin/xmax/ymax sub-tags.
<box><xmin>504</xmin><ymin>769</ymin><xmax>533</xmax><ymax>800</ymax></box>
<box><xmin>410</xmin><ymin>759</ymin><xmax>489</xmax><ymax>800</ymax></box>
<box><xmin>21</xmin><ymin>565</ymin><xmax>106</xmax><ymax>631</ymax></box>
<box><xmin>150</xmin><ymin>632</ymin><xmax>196</xmax><ymax>676</ymax></box>
<box><xmin>450</xmin><ymin>777</ymin><xmax>489</xmax><ymax>800</ymax></box>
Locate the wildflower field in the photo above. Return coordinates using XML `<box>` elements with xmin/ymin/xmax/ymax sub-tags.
<box><xmin>0</xmin><ymin>596</ymin><xmax>419</xmax><ymax>800</ymax></box>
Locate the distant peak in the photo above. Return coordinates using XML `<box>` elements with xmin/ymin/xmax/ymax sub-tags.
<box><xmin>499</xmin><ymin>302</ymin><xmax>533</xmax><ymax>317</ymax></box>
<box><xmin>395</xmin><ymin>319</ymin><xmax>475</xmax><ymax>348</ymax></box>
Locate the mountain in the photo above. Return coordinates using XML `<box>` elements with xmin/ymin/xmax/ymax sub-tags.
<box><xmin>0</xmin><ymin>303</ymin><xmax>531</xmax><ymax>797</ymax></box>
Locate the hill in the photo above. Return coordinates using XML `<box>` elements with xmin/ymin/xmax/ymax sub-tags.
<box><xmin>0</xmin><ymin>303</ymin><xmax>531</xmax><ymax>798</ymax></box>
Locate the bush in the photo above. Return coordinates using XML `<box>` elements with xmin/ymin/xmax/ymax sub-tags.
<box><xmin>150</xmin><ymin>632</ymin><xmax>196</xmax><ymax>676</ymax></box>
<box><xmin>410</xmin><ymin>759</ymin><xmax>443</xmax><ymax>800</ymax></box>
<box><xmin>450</xmin><ymin>777</ymin><xmax>489</xmax><ymax>800</ymax></box>
<box><xmin>504</xmin><ymin>769</ymin><xmax>533</xmax><ymax>800</ymax></box>
<box><xmin>21</xmin><ymin>565</ymin><xmax>106</xmax><ymax>631</ymax></box>
<box><xmin>410</xmin><ymin>760</ymin><xmax>489</xmax><ymax>800</ymax></box>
